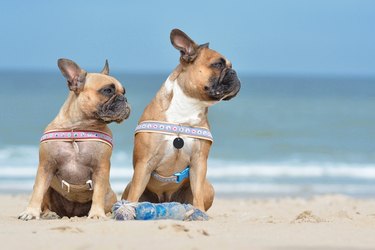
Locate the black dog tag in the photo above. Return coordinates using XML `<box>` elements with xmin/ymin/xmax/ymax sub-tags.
<box><xmin>173</xmin><ymin>137</ymin><xmax>184</xmax><ymax>149</ymax></box>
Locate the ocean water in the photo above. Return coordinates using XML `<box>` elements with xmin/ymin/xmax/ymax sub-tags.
<box><xmin>0</xmin><ymin>71</ymin><xmax>374</xmax><ymax>197</ymax></box>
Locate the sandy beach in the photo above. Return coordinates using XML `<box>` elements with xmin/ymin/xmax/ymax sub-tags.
<box><xmin>1</xmin><ymin>194</ymin><xmax>374</xmax><ymax>250</ymax></box>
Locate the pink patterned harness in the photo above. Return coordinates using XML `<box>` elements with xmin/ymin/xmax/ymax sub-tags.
<box><xmin>40</xmin><ymin>129</ymin><xmax>113</xmax><ymax>148</ymax></box>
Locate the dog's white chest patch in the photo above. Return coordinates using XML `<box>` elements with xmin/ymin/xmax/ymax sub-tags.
<box><xmin>165</xmin><ymin>78</ymin><xmax>207</xmax><ymax>125</ymax></box>
<box><xmin>159</xmin><ymin>134</ymin><xmax>196</xmax><ymax>167</ymax></box>
<box><xmin>155</xmin><ymin>77</ymin><xmax>210</xmax><ymax>170</ymax></box>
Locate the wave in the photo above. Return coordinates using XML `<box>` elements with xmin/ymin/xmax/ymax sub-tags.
<box><xmin>212</xmin><ymin>183</ymin><xmax>375</xmax><ymax>196</ymax></box>
<box><xmin>206</xmin><ymin>161</ymin><xmax>375</xmax><ymax>179</ymax></box>
<box><xmin>0</xmin><ymin>145</ymin><xmax>38</xmax><ymax>165</ymax></box>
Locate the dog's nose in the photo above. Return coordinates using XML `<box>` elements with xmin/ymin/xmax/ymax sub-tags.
<box><xmin>116</xmin><ymin>94</ymin><xmax>126</xmax><ymax>102</ymax></box>
<box><xmin>227</xmin><ymin>69</ymin><xmax>237</xmax><ymax>76</ymax></box>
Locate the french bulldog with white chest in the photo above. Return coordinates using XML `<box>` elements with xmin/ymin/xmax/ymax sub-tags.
<box><xmin>122</xmin><ymin>29</ymin><xmax>240</xmax><ymax>212</ymax></box>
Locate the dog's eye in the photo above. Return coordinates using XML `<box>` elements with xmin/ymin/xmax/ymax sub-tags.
<box><xmin>100</xmin><ymin>85</ymin><xmax>115</xmax><ymax>96</ymax></box>
<box><xmin>211</xmin><ymin>61</ymin><xmax>224</xmax><ymax>69</ymax></box>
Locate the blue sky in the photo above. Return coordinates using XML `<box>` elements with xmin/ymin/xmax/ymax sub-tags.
<box><xmin>0</xmin><ymin>0</ymin><xmax>374</xmax><ymax>76</ymax></box>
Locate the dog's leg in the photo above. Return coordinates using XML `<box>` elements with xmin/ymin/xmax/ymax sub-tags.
<box><xmin>123</xmin><ymin>161</ymin><xmax>152</xmax><ymax>202</ymax></box>
<box><xmin>19</xmin><ymin>152</ymin><xmax>54</xmax><ymax>220</ymax></box>
<box><xmin>202</xmin><ymin>180</ymin><xmax>215</xmax><ymax>210</ymax></box>
<box><xmin>88</xmin><ymin>154</ymin><xmax>111</xmax><ymax>219</ymax></box>
<box><xmin>189</xmin><ymin>160</ymin><xmax>208</xmax><ymax>211</ymax></box>
<box><xmin>122</xmin><ymin>182</ymin><xmax>131</xmax><ymax>199</ymax></box>
<box><xmin>189</xmin><ymin>141</ymin><xmax>212</xmax><ymax>211</ymax></box>
<box><xmin>41</xmin><ymin>188</ymin><xmax>52</xmax><ymax>215</ymax></box>
<box><xmin>104</xmin><ymin>188</ymin><xmax>117</xmax><ymax>213</ymax></box>
<box><xmin>171</xmin><ymin>179</ymin><xmax>214</xmax><ymax>211</ymax></box>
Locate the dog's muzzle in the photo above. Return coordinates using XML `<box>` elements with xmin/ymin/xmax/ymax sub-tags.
<box><xmin>206</xmin><ymin>69</ymin><xmax>241</xmax><ymax>101</ymax></box>
<box><xmin>97</xmin><ymin>94</ymin><xmax>131</xmax><ymax>123</ymax></box>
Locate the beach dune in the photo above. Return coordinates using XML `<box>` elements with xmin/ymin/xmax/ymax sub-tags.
<box><xmin>2</xmin><ymin>194</ymin><xmax>375</xmax><ymax>250</ymax></box>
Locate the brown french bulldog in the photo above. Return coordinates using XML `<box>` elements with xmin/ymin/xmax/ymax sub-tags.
<box><xmin>19</xmin><ymin>59</ymin><xmax>130</xmax><ymax>220</ymax></box>
<box><xmin>122</xmin><ymin>29</ymin><xmax>240</xmax><ymax>212</ymax></box>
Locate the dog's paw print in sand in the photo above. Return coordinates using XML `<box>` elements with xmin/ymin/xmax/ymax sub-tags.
<box><xmin>173</xmin><ymin>224</ymin><xmax>210</xmax><ymax>237</ymax></box>
<box><xmin>50</xmin><ymin>226</ymin><xmax>83</xmax><ymax>233</ymax></box>
<box><xmin>292</xmin><ymin>210</ymin><xmax>325</xmax><ymax>223</ymax></box>
<box><xmin>197</xmin><ymin>229</ymin><xmax>210</xmax><ymax>236</ymax></box>
<box><xmin>172</xmin><ymin>223</ymin><xmax>190</xmax><ymax>232</ymax></box>
<box><xmin>158</xmin><ymin>223</ymin><xmax>210</xmax><ymax>238</ymax></box>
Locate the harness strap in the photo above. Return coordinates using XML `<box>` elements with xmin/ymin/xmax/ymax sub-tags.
<box><xmin>151</xmin><ymin>166</ymin><xmax>190</xmax><ymax>184</ymax></box>
<box><xmin>40</xmin><ymin>130</ymin><xmax>113</xmax><ymax>148</ymax></box>
<box><xmin>50</xmin><ymin>175</ymin><xmax>93</xmax><ymax>203</ymax></box>
<box><xmin>135</xmin><ymin>121</ymin><xmax>213</xmax><ymax>142</ymax></box>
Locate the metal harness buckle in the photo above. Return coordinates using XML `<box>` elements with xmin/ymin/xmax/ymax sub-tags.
<box><xmin>86</xmin><ymin>180</ymin><xmax>93</xmax><ymax>190</ymax></box>
<box><xmin>61</xmin><ymin>180</ymin><xmax>71</xmax><ymax>193</ymax></box>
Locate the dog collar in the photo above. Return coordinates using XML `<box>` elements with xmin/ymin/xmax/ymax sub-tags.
<box><xmin>151</xmin><ymin>166</ymin><xmax>190</xmax><ymax>184</ymax></box>
<box><xmin>135</xmin><ymin>121</ymin><xmax>213</xmax><ymax>142</ymax></box>
<box><xmin>40</xmin><ymin>129</ymin><xmax>113</xmax><ymax>148</ymax></box>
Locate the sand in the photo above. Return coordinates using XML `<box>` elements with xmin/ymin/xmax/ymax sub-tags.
<box><xmin>1</xmin><ymin>194</ymin><xmax>375</xmax><ymax>250</ymax></box>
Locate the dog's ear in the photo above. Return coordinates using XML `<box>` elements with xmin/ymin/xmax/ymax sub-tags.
<box><xmin>101</xmin><ymin>59</ymin><xmax>109</xmax><ymax>75</ymax></box>
<box><xmin>170</xmin><ymin>29</ymin><xmax>199</xmax><ymax>63</ymax></box>
<box><xmin>199</xmin><ymin>43</ymin><xmax>209</xmax><ymax>49</ymax></box>
<box><xmin>58</xmin><ymin>59</ymin><xmax>87</xmax><ymax>93</ymax></box>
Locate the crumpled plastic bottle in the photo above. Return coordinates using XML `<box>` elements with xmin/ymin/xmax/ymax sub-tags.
<box><xmin>112</xmin><ymin>200</ymin><xmax>209</xmax><ymax>221</ymax></box>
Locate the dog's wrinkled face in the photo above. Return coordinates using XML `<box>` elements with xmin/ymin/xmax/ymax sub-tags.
<box><xmin>58</xmin><ymin>59</ymin><xmax>130</xmax><ymax>123</ymax></box>
<box><xmin>185</xmin><ymin>48</ymin><xmax>241</xmax><ymax>102</ymax></box>
<box><xmin>170</xmin><ymin>29</ymin><xmax>241</xmax><ymax>102</ymax></box>
<box><xmin>84</xmin><ymin>74</ymin><xmax>131</xmax><ymax>123</ymax></box>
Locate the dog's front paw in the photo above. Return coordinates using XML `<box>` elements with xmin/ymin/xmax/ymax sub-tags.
<box><xmin>88</xmin><ymin>207</ymin><xmax>107</xmax><ymax>219</ymax></box>
<box><xmin>18</xmin><ymin>207</ymin><xmax>41</xmax><ymax>221</ymax></box>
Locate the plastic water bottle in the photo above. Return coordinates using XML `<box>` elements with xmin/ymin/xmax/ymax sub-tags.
<box><xmin>135</xmin><ymin>202</ymin><xmax>187</xmax><ymax>220</ymax></box>
<box><xmin>112</xmin><ymin>200</ymin><xmax>209</xmax><ymax>221</ymax></box>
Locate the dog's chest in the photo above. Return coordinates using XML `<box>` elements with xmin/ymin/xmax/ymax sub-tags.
<box><xmin>156</xmin><ymin>135</ymin><xmax>197</xmax><ymax>173</ymax></box>
<box><xmin>47</xmin><ymin>141</ymin><xmax>100</xmax><ymax>183</ymax></box>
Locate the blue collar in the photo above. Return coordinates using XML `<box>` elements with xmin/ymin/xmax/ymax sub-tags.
<box><xmin>151</xmin><ymin>166</ymin><xmax>190</xmax><ymax>184</ymax></box>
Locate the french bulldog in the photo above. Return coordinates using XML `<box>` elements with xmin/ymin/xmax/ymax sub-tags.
<box><xmin>122</xmin><ymin>29</ymin><xmax>240</xmax><ymax>212</ymax></box>
<box><xmin>19</xmin><ymin>59</ymin><xmax>130</xmax><ymax>220</ymax></box>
